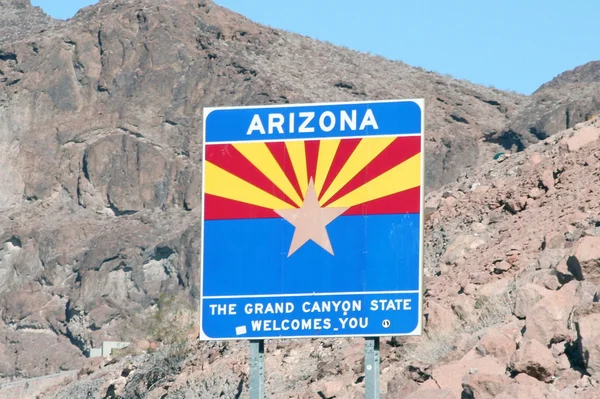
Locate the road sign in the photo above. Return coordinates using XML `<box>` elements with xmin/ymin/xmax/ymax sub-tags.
<box><xmin>200</xmin><ymin>99</ymin><xmax>424</xmax><ymax>340</ymax></box>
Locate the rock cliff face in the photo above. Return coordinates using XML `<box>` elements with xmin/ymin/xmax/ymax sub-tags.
<box><xmin>494</xmin><ymin>61</ymin><xmax>600</xmax><ymax>150</ymax></box>
<box><xmin>0</xmin><ymin>0</ymin><xmax>59</xmax><ymax>45</ymax></box>
<box><xmin>0</xmin><ymin>0</ymin><xmax>527</xmax><ymax>379</ymax></box>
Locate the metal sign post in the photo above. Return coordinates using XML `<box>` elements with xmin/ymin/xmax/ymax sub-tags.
<box><xmin>249</xmin><ymin>340</ymin><xmax>265</xmax><ymax>399</ymax></box>
<box><xmin>365</xmin><ymin>337</ymin><xmax>380</xmax><ymax>399</ymax></box>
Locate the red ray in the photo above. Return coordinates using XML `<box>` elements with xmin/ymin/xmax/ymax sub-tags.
<box><xmin>265</xmin><ymin>141</ymin><xmax>303</xmax><ymax>200</ymax></box>
<box><xmin>318</xmin><ymin>138</ymin><xmax>361</xmax><ymax>199</ymax></box>
<box><xmin>205</xmin><ymin>144</ymin><xmax>297</xmax><ymax>207</ymax></box>
<box><xmin>342</xmin><ymin>186</ymin><xmax>421</xmax><ymax>216</ymax></box>
<box><xmin>204</xmin><ymin>194</ymin><xmax>280</xmax><ymax>220</ymax></box>
<box><xmin>305</xmin><ymin>140</ymin><xmax>320</xmax><ymax>183</ymax></box>
<box><xmin>323</xmin><ymin>136</ymin><xmax>421</xmax><ymax>207</ymax></box>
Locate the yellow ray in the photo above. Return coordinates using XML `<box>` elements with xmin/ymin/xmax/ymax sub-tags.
<box><xmin>328</xmin><ymin>153</ymin><xmax>421</xmax><ymax>208</ymax></box>
<box><xmin>205</xmin><ymin>161</ymin><xmax>295</xmax><ymax>210</ymax></box>
<box><xmin>233</xmin><ymin>142</ymin><xmax>303</xmax><ymax>206</ymax></box>
<box><xmin>319</xmin><ymin>137</ymin><xmax>395</xmax><ymax>204</ymax></box>
<box><xmin>314</xmin><ymin>139</ymin><xmax>340</xmax><ymax>199</ymax></box>
<box><xmin>285</xmin><ymin>141</ymin><xmax>308</xmax><ymax>198</ymax></box>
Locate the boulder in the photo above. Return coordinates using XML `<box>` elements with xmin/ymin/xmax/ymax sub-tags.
<box><xmin>556</xmin><ymin>256</ymin><xmax>580</xmax><ymax>283</ymax></box>
<box><xmin>441</xmin><ymin>235</ymin><xmax>486</xmax><ymax>265</ymax></box>
<box><xmin>514</xmin><ymin>283</ymin><xmax>552</xmax><ymax>319</ymax></box>
<box><xmin>425</xmin><ymin>301</ymin><xmax>458</xmax><ymax>333</ymax></box>
<box><xmin>570</xmin><ymin>237</ymin><xmax>600</xmax><ymax>282</ymax></box>
<box><xmin>524</xmin><ymin>281</ymin><xmax>578</xmax><ymax>345</ymax></box>
<box><xmin>494</xmin><ymin>381</ymin><xmax>551</xmax><ymax>399</ymax></box>
<box><xmin>510</xmin><ymin>338</ymin><xmax>556</xmax><ymax>382</ymax></box>
<box><xmin>566</xmin><ymin>126</ymin><xmax>600</xmax><ymax>152</ymax></box>
<box><xmin>319</xmin><ymin>379</ymin><xmax>345</xmax><ymax>398</ymax></box>
<box><xmin>528</xmin><ymin>187</ymin><xmax>545</xmax><ymax>199</ymax></box>
<box><xmin>576</xmin><ymin>313</ymin><xmax>600</xmax><ymax>374</ymax></box>
<box><xmin>387</xmin><ymin>378</ymin><xmax>419</xmax><ymax>397</ymax></box>
<box><xmin>543</xmin><ymin>231</ymin><xmax>565</xmax><ymax>250</ymax></box>
<box><xmin>451</xmin><ymin>295</ymin><xmax>478</xmax><ymax>324</ymax></box>
<box><xmin>540</xmin><ymin>169</ymin><xmax>555</xmax><ymax>191</ymax></box>
<box><xmin>431</xmin><ymin>353</ymin><xmax>506</xmax><ymax>398</ymax></box>
<box><xmin>554</xmin><ymin>368</ymin><xmax>583</xmax><ymax>390</ymax></box>
<box><xmin>493</xmin><ymin>260</ymin><xmax>512</xmax><ymax>274</ymax></box>
<box><xmin>461</xmin><ymin>372</ymin><xmax>511</xmax><ymax>399</ymax></box>
<box><xmin>424</xmin><ymin>195</ymin><xmax>442</xmax><ymax>218</ymax></box>
<box><xmin>475</xmin><ymin>328</ymin><xmax>517</xmax><ymax>365</ymax></box>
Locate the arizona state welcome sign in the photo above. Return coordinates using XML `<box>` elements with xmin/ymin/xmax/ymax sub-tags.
<box><xmin>200</xmin><ymin>99</ymin><xmax>424</xmax><ymax>340</ymax></box>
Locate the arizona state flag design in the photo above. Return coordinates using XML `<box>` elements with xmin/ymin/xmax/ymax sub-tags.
<box><xmin>201</xmin><ymin>100</ymin><xmax>424</xmax><ymax>340</ymax></box>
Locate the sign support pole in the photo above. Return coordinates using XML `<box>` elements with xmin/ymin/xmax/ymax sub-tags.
<box><xmin>365</xmin><ymin>336</ymin><xmax>380</xmax><ymax>399</ymax></box>
<box><xmin>249</xmin><ymin>339</ymin><xmax>265</xmax><ymax>399</ymax></box>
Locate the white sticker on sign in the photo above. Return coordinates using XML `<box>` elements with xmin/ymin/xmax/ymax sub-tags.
<box><xmin>235</xmin><ymin>325</ymin><xmax>247</xmax><ymax>335</ymax></box>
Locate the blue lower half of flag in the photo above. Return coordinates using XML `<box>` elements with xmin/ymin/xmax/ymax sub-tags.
<box><xmin>202</xmin><ymin>213</ymin><xmax>421</xmax><ymax>296</ymax></box>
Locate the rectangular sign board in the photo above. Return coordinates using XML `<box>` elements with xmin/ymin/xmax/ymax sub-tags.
<box><xmin>200</xmin><ymin>99</ymin><xmax>424</xmax><ymax>340</ymax></box>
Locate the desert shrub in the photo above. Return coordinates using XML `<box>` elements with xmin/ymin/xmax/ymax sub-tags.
<box><xmin>121</xmin><ymin>292</ymin><xmax>198</xmax><ymax>398</ymax></box>
<box><xmin>144</xmin><ymin>292</ymin><xmax>197</xmax><ymax>357</ymax></box>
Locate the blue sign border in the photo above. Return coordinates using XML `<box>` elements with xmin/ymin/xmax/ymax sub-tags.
<box><xmin>200</xmin><ymin>99</ymin><xmax>425</xmax><ymax>340</ymax></box>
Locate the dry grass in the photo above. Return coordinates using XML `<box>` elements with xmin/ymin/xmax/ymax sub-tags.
<box><xmin>401</xmin><ymin>281</ymin><xmax>517</xmax><ymax>365</ymax></box>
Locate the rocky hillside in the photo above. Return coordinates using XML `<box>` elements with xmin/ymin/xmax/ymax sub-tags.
<box><xmin>493</xmin><ymin>61</ymin><xmax>600</xmax><ymax>150</ymax></box>
<box><xmin>0</xmin><ymin>0</ymin><xmax>528</xmax><ymax>381</ymax></box>
<box><xmin>0</xmin><ymin>0</ymin><xmax>59</xmax><ymax>44</ymax></box>
<box><xmin>34</xmin><ymin>115</ymin><xmax>600</xmax><ymax>399</ymax></box>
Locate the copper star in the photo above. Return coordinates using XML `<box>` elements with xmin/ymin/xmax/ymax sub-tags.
<box><xmin>275</xmin><ymin>179</ymin><xmax>349</xmax><ymax>257</ymax></box>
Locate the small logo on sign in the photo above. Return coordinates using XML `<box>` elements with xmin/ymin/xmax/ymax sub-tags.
<box><xmin>382</xmin><ymin>319</ymin><xmax>391</xmax><ymax>328</ymax></box>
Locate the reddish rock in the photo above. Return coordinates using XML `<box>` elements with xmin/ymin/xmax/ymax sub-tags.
<box><xmin>556</xmin><ymin>256</ymin><xmax>578</xmax><ymax>283</ymax></box>
<box><xmin>469</xmin><ymin>271</ymin><xmax>491</xmax><ymax>285</ymax></box>
<box><xmin>543</xmin><ymin>231</ymin><xmax>565</xmax><ymax>250</ymax></box>
<box><xmin>461</xmin><ymin>372</ymin><xmax>511</xmax><ymax>399</ymax></box>
<box><xmin>499</xmin><ymin>320</ymin><xmax>526</xmax><ymax>342</ymax></box>
<box><xmin>567</xmin><ymin>126</ymin><xmax>600</xmax><ymax>152</ymax></box>
<box><xmin>524</xmin><ymin>281</ymin><xmax>578</xmax><ymax>345</ymax></box>
<box><xmin>540</xmin><ymin>169</ymin><xmax>555</xmax><ymax>191</ymax></box>
<box><xmin>432</xmin><ymin>354</ymin><xmax>506</xmax><ymax>398</ymax></box>
<box><xmin>514</xmin><ymin>283</ymin><xmax>552</xmax><ymax>319</ymax></box>
<box><xmin>425</xmin><ymin>301</ymin><xmax>458</xmax><ymax>333</ymax></box>
<box><xmin>387</xmin><ymin>378</ymin><xmax>419</xmax><ymax>397</ymax></box>
<box><xmin>513</xmin><ymin>372</ymin><xmax>544</xmax><ymax>386</ymax></box>
<box><xmin>319</xmin><ymin>380</ymin><xmax>345</xmax><ymax>398</ymax></box>
<box><xmin>405</xmin><ymin>389</ymin><xmax>456</xmax><ymax>399</ymax></box>
<box><xmin>554</xmin><ymin>368</ymin><xmax>584</xmax><ymax>390</ymax></box>
<box><xmin>451</xmin><ymin>295</ymin><xmax>477</xmax><ymax>324</ymax></box>
<box><xmin>576</xmin><ymin>313</ymin><xmax>600</xmax><ymax>374</ymax></box>
<box><xmin>571</xmin><ymin>236</ymin><xmax>600</xmax><ymax>281</ymax></box>
<box><xmin>510</xmin><ymin>339</ymin><xmax>556</xmax><ymax>382</ymax></box>
<box><xmin>478</xmin><ymin>278</ymin><xmax>512</xmax><ymax>300</ymax></box>
<box><xmin>475</xmin><ymin>328</ymin><xmax>517</xmax><ymax>365</ymax></box>
<box><xmin>537</xmin><ymin>249</ymin><xmax>568</xmax><ymax>270</ymax></box>
<box><xmin>556</xmin><ymin>354</ymin><xmax>571</xmax><ymax>371</ymax></box>
<box><xmin>441</xmin><ymin>235</ymin><xmax>486</xmax><ymax>265</ymax></box>
<box><xmin>530</xmin><ymin>153</ymin><xmax>543</xmax><ymax>165</ymax></box>
<box><xmin>472</xmin><ymin>222</ymin><xmax>487</xmax><ymax>233</ymax></box>
<box><xmin>494</xmin><ymin>381</ymin><xmax>550</xmax><ymax>399</ymax></box>
<box><xmin>507</xmin><ymin>252</ymin><xmax>520</xmax><ymax>265</ymax></box>
<box><xmin>528</xmin><ymin>187</ymin><xmax>544</xmax><ymax>199</ymax></box>
<box><xmin>493</xmin><ymin>260</ymin><xmax>512</xmax><ymax>274</ymax></box>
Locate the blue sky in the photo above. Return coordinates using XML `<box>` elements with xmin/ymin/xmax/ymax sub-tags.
<box><xmin>31</xmin><ymin>0</ymin><xmax>599</xmax><ymax>95</ymax></box>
